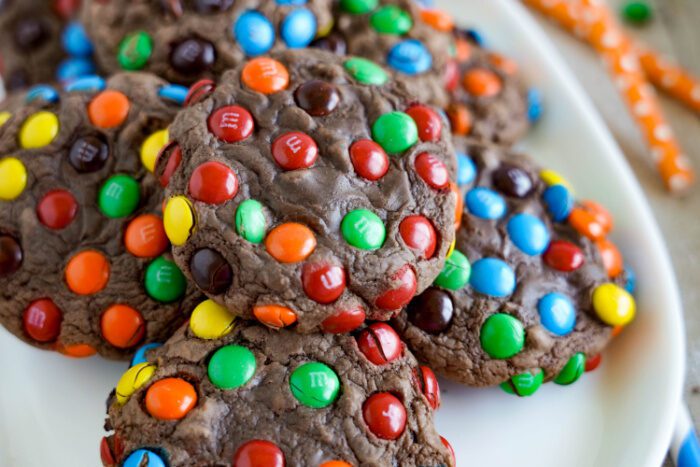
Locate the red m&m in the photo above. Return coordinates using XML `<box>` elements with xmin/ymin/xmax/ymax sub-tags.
<box><xmin>233</xmin><ymin>440</ymin><xmax>285</xmax><ymax>467</ymax></box>
<box><xmin>157</xmin><ymin>142</ymin><xmax>182</xmax><ymax>187</ymax></box>
<box><xmin>363</xmin><ymin>392</ymin><xmax>407</xmax><ymax>440</ymax></box>
<box><xmin>356</xmin><ymin>323</ymin><xmax>402</xmax><ymax>365</ymax></box>
<box><xmin>208</xmin><ymin>105</ymin><xmax>254</xmax><ymax>143</ymax></box>
<box><xmin>185</xmin><ymin>79</ymin><xmax>216</xmax><ymax>106</ymax></box>
<box><xmin>302</xmin><ymin>262</ymin><xmax>346</xmax><ymax>304</ymax></box>
<box><xmin>399</xmin><ymin>215</ymin><xmax>437</xmax><ymax>259</ymax></box>
<box><xmin>23</xmin><ymin>298</ymin><xmax>62</xmax><ymax>342</ymax></box>
<box><xmin>375</xmin><ymin>265</ymin><xmax>417</xmax><ymax>310</ymax></box>
<box><xmin>407</xmin><ymin>105</ymin><xmax>442</xmax><ymax>142</ymax></box>
<box><xmin>271</xmin><ymin>132</ymin><xmax>318</xmax><ymax>171</ymax></box>
<box><xmin>543</xmin><ymin>240</ymin><xmax>584</xmax><ymax>272</ymax></box>
<box><xmin>189</xmin><ymin>161</ymin><xmax>239</xmax><ymax>204</ymax></box>
<box><xmin>350</xmin><ymin>139</ymin><xmax>389</xmax><ymax>181</ymax></box>
<box><xmin>320</xmin><ymin>307</ymin><xmax>366</xmax><ymax>334</ymax></box>
<box><xmin>414</xmin><ymin>153</ymin><xmax>449</xmax><ymax>190</ymax></box>
<box><xmin>37</xmin><ymin>190</ymin><xmax>78</xmax><ymax>230</ymax></box>
<box><xmin>414</xmin><ymin>365</ymin><xmax>440</xmax><ymax>410</ymax></box>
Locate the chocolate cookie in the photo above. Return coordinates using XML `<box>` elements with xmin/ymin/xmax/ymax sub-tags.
<box><xmin>80</xmin><ymin>0</ymin><xmax>333</xmax><ymax>85</ymax></box>
<box><xmin>157</xmin><ymin>49</ymin><xmax>457</xmax><ymax>332</ymax></box>
<box><xmin>102</xmin><ymin>302</ymin><xmax>455</xmax><ymax>467</ymax></box>
<box><xmin>393</xmin><ymin>138</ymin><xmax>636</xmax><ymax>394</ymax></box>
<box><xmin>0</xmin><ymin>73</ymin><xmax>200</xmax><ymax>360</ymax></box>
<box><xmin>0</xmin><ymin>0</ymin><xmax>96</xmax><ymax>91</ymax></box>
<box><xmin>446</xmin><ymin>33</ymin><xmax>530</xmax><ymax>145</ymax></box>
<box><xmin>323</xmin><ymin>0</ymin><xmax>456</xmax><ymax>108</ymax></box>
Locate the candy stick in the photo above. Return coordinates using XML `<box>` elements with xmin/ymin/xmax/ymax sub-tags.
<box><xmin>522</xmin><ymin>0</ymin><xmax>694</xmax><ymax>193</ymax></box>
<box><xmin>639</xmin><ymin>49</ymin><xmax>700</xmax><ymax>114</ymax></box>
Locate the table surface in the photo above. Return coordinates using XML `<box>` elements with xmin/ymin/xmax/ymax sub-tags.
<box><xmin>526</xmin><ymin>1</ymin><xmax>700</xmax><ymax>464</ymax></box>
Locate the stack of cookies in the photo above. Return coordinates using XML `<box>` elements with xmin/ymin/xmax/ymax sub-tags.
<box><xmin>0</xmin><ymin>1</ymin><xmax>637</xmax><ymax>466</ymax></box>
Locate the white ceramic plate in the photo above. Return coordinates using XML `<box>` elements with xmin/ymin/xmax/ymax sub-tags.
<box><xmin>0</xmin><ymin>0</ymin><xmax>685</xmax><ymax>466</ymax></box>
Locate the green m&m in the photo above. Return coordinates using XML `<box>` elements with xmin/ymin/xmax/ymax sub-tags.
<box><xmin>289</xmin><ymin>362</ymin><xmax>340</xmax><ymax>408</ymax></box>
<box><xmin>144</xmin><ymin>257</ymin><xmax>187</xmax><ymax>303</ymax></box>
<box><xmin>480</xmin><ymin>313</ymin><xmax>525</xmax><ymax>359</ymax></box>
<box><xmin>208</xmin><ymin>345</ymin><xmax>257</xmax><ymax>390</ymax></box>
<box><xmin>371</xmin><ymin>6</ymin><xmax>413</xmax><ymax>35</ymax></box>
<box><xmin>118</xmin><ymin>31</ymin><xmax>153</xmax><ymax>70</ymax></box>
<box><xmin>341</xmin><ymin>209</ymin><xmax>386</xmax><ymax>250</ymax></box>
<box><xmin>434</xmin><ymin>250</ymin><xmax>471</xmax><ymax>290</ymax></box>
<box><xmin>500</xmin><ymin>369</ymin><xmax>544</xmax><ymax>397</ymax></box>
<box><xmin>372</xmin><ymin>111</ymin><xmax>418</xmax><ymax>155</ymax></box>
<box><xmin>98</xmin><ymin>174</ymin><xmax>140</xmax><ymax>218</ymax></box>
<box><xmin>235</xmin><ymin>199</ymin><xmax>266</xmax><ymax>244</ymax></box>
<box><xmin>340</xmin><ymin>0</ymin><xmax>378</xmax><ymax>14</ymax></box>
<box><xmin>554</xmin><ymin>352</ymin><xmax>586</xmax><ymax>386</ymax></box>
<box><xmin>344</xmin><ymin>58</ymin><xmax>388</xmax><ymax>86</ymax></box>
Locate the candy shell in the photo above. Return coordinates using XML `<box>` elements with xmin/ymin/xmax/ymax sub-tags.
<box><xmin>592</xmin><ymin>283</ymin><xmax>636</xmax><ymax>326</ymax></box>
<box><xmin>98</xmin><ymin>174</ymin><xmax>140</xmax><ymax>218</ymax></box>
<box><xmin>480</xmin><ymin>313</ymin><xmax>525</xmax><ymax>359</ymax></box>
<box><xmin>130</xmin><ymin>343</ymin><xmax>162</xmax><ymax>367</ymax></box>
<box><xmin>253</xmin><ymin>304</ymin><xmax>298</xmax><ymax>328</ymax></box>
<box><xmin>371</xmin><ymin>5</ymin><xmax>412</xmax><ymax>35</ymax></box>
<box><xmin>234</xmin><ymin>11</ymin><xmax>275</xmax><ymax>56</ymax></box>
<box><xmin>124</xmin><ymin>214</ymin><xmax>169</xmax><ymax>258</ymax></box>
<box><xmin>554</xmin><ymin>353</ymin><xmax>586</xmax><ymax>385</ymax></box>
<box><xmin>506</xmin><ymin>213</ymin><xmax>550</xmax><ymax>255</ymax></box>
<box><xmin>281</xmin><ymin>8</ymin><xmax>317</xmax><ymax>48</ymax></box>
<box><xmin>538</xmin><ymin>292</ymin><xmax>576</xmax><ymax>336</ymax></box>
<box><xmin>466</xmin><ymin>187</ymin><xmax>507</xmax><ymax>220</ymax></box>
<box><xmin>434</xmin><ymin>250</ymin><xmax>470</xmax><ymax>291</ymax></box>
<box><xmin>542</xmin><ymin>184</ymin><xmax>574</xmax><ymax>222</ymax></box>
<box><xmin>372</xmin><ymin>111</ymin><xmax>418</xmax><ymax>155</ymax></box>
<box><xmin>500</xmin><ymin>369</ymin><xmax>543</xmax><ymax>397</ymax></box>
<box><xmin>242</xmin><ymin>58</ymin><xmax>289</xmax><ymax>94</ymax></box>
<box><xmin>23</xmin><ymin>299</ymin><xmax>62</xmax><ymax>343</ymax></box>
<box><xmin>145</xmin><ymin>377</ymin><xmax>198</xmax><ymax>420</ymax></box>
<box><xmin>344</xmin><ymin>57</ymin><xmax>388</xmax><ymax>86</ymax></box>
<box><xmin>320</xmin><ymin>307</ymin><xmax>366</xmax><ymax>333</ymax></box>
<box><xmin>19</xmin><ymin>111</ymin><xmax>59</xmax><ymax>149</ymax></box>
<box><xmin>190</xmin><ymin>299</ymin><xmax>236</xmax><ymax>339</ymax></box>
<box><xmin>189</xmin><ymin>161</ymin><xmax>239</xmax><ymax>204</ymax></box>
<box><xmin>265</xmin><ymin>223</ymin><xmax>316</xmax><ymax>263</ymax></box>
<box><xmin>100</xmin><ymin>304</ymin><xmax>145</xmax><ymax>349</ymax></box>
<box><xmin>144</xmin><ymin>257</ymin><xmax>187</xmax><ymax>303</ymax></box>
<box><xmin>65</xmin><ymin>250</ymin><xmax>110</xmax><ymax>295</ymax></box>
<box><xmin>115</xmin><ymin>362</ymin><xmax>156</xmax><ymax>405</ymax></box>
<box><xmin>190</xmin><ymin>248</ymin><xmax>233</xmax><ymax>294</ymax></box>
<box><xmin>208</xmin><ymin>345</ymin><xmax>256</xmax><ymax>390</ymax></box>
<box><xmin>140</xmin><ymin>129</ymin><xmax>169</xmax><ymax>172</ymax></box>
<box><xmin>88</xmin><ymin>90</ymin><xmax>130</xmax><ymax>129</ymax></box>
<box><xmin>123</xmin><ymin>450</ymin><xmax>165</xmax><ymax>467</ymax></box>
<box><xmin>362</xmin><ymin>392</ymin><xmax>406</xmax><ymax>440</ymax></box>
<box><xmin>469</xmin><ymin>258</ymin><xmax>515</xmax><ymax>297</ymax></box>
<box><xmin>164</xmin><ymin>196</ymin><xmax>196</xmax><ymax>246</ymax></box>
<box><xmin>233</xmin><ymin>440</ymin><xmax>285</xmax><ymax>467</ymax></box>
<box><xmin>0</xmin><ymin>158</ymin><xmax>27</xmax><ymax>201</ymax></box>
<box><xmin>407</xmin><ymin>287</ymin><xmax>454</xmax><ymax>334</ymax></box>
<box><xmin>289</xmin><ymin>362</ymin><xmax>340</xmax><ymax>408</ymax></box>
<box><xmin>118</xmin><ymin>31</ymin><xmax>153</xmax><ymax>70</ymax></box>
<box><xmin>456</xmin><ymin>152</ymin><xmax>476</xmax><ymax>186</ymax></box>
<box><xmin>235</xmin><ymin>199</ymin><xmax>267</xmax><ymax>244</ymax></box>
<box><xmin>356</xmin><ymin>323</ymin><xmax>402</xmax><ymax>365</ymax></box>
<box><xmin>341</xmin><ymin>209</ymin><xmax>385</xmax><ymax>250</ymax></box>
<box><xmin>387</xmin><ymin>39</ymin><xmax>432</xmax><ymax>75</ymax></box>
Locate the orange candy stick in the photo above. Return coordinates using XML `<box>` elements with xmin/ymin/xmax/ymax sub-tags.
<box><xmin>638</xmin><ymin>49</ymin><xmax>700</xmax><ymax>115</ymax></box>
<box><xmin>522</xmin><ymin>0</ymin><xmax>695</xmax><ymax>194</ymax></box>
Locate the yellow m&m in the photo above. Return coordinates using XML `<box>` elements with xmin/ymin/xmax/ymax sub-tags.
<box><xmin>447</xmin><ymin>238</ymin><xmax>456</xmax><ymax>258</ymax></box>
<box><xmin>115</xmin><ymin>362</ymin><xmax>156</xmax><ymax>405</ymax></box>
<box><xmin>0</xmin><ymin>157</ymin><xmax>27</xmax><ymax>200</ymax></box>
<box><xmin>0</xmin><ymin>111</ymin><xmax>12</xmax><ymax>127</ymax></box>
<box><xmin>140</xmin><ymin>129</ymin><xmax>169</xmax><ymax>172</ymax></box>
<box><xmin>19</xmin><ymin>111</ymin><xmax>60</xmax><ymax>149</ymax></box>
<box><xmin>592</xmin><ymin>283</ymin><xmax>636</xmax><ymax>326</ymax></box>
<box><xmin>190</xmin><ymin>299</ymin><xmax>236</xmax><ymax>339</ymax></box>
<box><xmin>164</xmin><ymin>195</ymin><xmax>195</xmax><ymax>246</ymax></box>
<box><xmin>540</xmin><ymin>169</ymin><xmax>574</xmax><ymax>193</ymax></box>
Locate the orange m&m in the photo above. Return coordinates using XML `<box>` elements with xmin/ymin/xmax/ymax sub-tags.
<box><xmin>88</xmin><ymin>90</ymin><xmax>131</xmax><ymax>129</ymax></box>
<box><xmin>320</xmin><ymin>462</ymin><xmax>353</xmax><ymax>467</ymax></box>
<box><xmin>58</xmin><ymin>343</ymin><xmax>97</xmax><ymax>358</ymax></box>
<box><xmin>447</xmin><ymin>103</ymin><xmax>472</xmax><ymax>136</ymax></box>
<box><xmin>124</xmin><ymin>214</ymin><xmax>169</xmax><ymax>258</ymax></box>
<box><xmin>462</xmin><ymin>68</ymin><xmax>503</xmax><ymax>98</ymax></box>
<box><xmin>253</xmin><ymin>304</ymin><xmax>298</xmax><ymax>329</ymax></box>
<box><xmin>242</xmin><ymin>58</ymin><xmax>290</xmax><ymax>94</ymax></box>
<box><xmin>596</xmin><ymin>238</ymin><xmax>624</xmax><ymax>278</ymax></box>
<box><xmin>145</xmin><ymin>377</ymin><xmax>198</xmax><ymax>420</ymax></box>
<box><xmin>100</xmin><ymin>304</ymin><xmax>146</xmax><ymax>349</ymax></box>
<box><xmin>265</xmin><ymin>223</ymin><xmax>316</xmax><ymax>263</ymax></box>
<box><xmin>420</xmin><ymin>9</ymin><xmax>454</xmax><ymax>32</ymax></box>
<box><xmin>65</xmin><ymin>250</ymin><xmax>110</xmax><ymax>295</ymax></box>
<box><xmin>568</xmin><ymin>206</ymin><xmax>607</xmax><ymax>241</ymax></box>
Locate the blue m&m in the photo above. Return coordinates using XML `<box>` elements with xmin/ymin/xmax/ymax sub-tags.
<box><xmin>26</xmin><ymin>85</ymin><xmax>59</xmax><ymax>104</ymax></box>
<box><xmin>542</xmin><ymin>184</ymin><xmax>574</xmax><ymax>222</ymax></box>
<box><xmin>234</xmin><ymin>11</ymin><xmax>275</xmax><ymax>56</ymax></box>
<box><xmin>470</xmin><ymin>257</ymin><xmax>516</xmax><ymax>297</ymax></box>
<box><xmin>624</xmin><ymin>264</ymin><xmax>636</xmax><ymax>295</ymax></box>
<box><xmin>276</xmin><ymin>0</ymin><xmax>307</xmax><ymax>4</ymax></box>
<box><xmin>281</xmin><ymin>8</ymin><xmax>317</xmax><ymax>48</ymax></box>
<box><xmin>527</xmin><ymin>88</ymin><xmax>543</xmax><ymax>123</ymax></box>
<box><xmin>158</xmin><ymin>84</ymin><xmax>189</xmax><ymax>105</ymax></box>
<box><xmin>64</xmin><ymin>75</ymin><xmax>106</xmax><ymax>93</ymax></box>
<box><xmin>538</xmin><ymin>292</ymin><xmax>576</xmax><ymax>336</ymax></box>
<box><xmin>466</xmin><ymin>187</ymin><xmax>506</xmax><ymax>220</ymax></box>
<box><xmin>387</xmin><ymin>39</ymin><xmax>432</xmax><ymax>75</ymax></box>
<box><xmin>56</xmin><ymin>57</ymin><xmax>96</xmax><ymax>82</ymax></box>
<box><xmin>130</xmin><ymin>342</ymin><xmax>163</xmax><ymax>367</ymax></box>
<box><xmin>62</xmin><ymin>22</ymin><xmax>94</xmax><ymax>57</ymax></box>
<box><xmin>457</xmin><ymin>152</ymin><xmax>476</xmax><ymax>186</ymax></box>
<box><xmin>506</xmin><ymin>213</ymin><xmax>550</xmax><ymax>255</ymax></box>
<box><xmin>123</xmin><ymin>449</ymin><xmax>166</xmax><ymax>467</ymax></box>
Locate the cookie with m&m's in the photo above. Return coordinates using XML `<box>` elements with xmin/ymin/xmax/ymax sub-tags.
<box><xmin>80</xmin><ymin>0</ymin><xmax>333</xmax><ymax>85</ymax></box>
<box><xmin>446</xmin><ymin>30</ymin><xmax>531</xmax><ymax>145</ymax></box>
<box><xmin>102</xmin><ymin>304</ymin><xmax>455</xmax><ymax>467</ymax></box>
<box><xmin>321</xmin><ymin>0</ymin><xmax>456</xmax><ymax>108</ymax></box>
<box><xmin>0</xmin><ymin>73</ymin><xmax>200</xmax><ymax>360</ymax></box>
<box><xmin>0</xmin><ymin>0</ymin><xmax>96</xmax><ymax>90</ymax></box>
<box><xmin>157</xmin><ymin>49</ymin><xmax>457</xmax><ymax>332</ymax></box>
<box><xmin>393</xmin><ymin>138</ymin><xmax>635</xmax><ymax>393</ymax></box>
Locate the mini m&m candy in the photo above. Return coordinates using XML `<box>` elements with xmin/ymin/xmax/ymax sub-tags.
<box><xmin>158</xmin><ymin>49</ymin><xmax>456</xmax><ymax>332</ymax></box>
<box><xmin>105</xmin><ymin>322</ymin><xmax>453</xmax><ymax>466</ymax></box>
<box><xmin>394</xmin><ymin>139</ymin><xmax>634</xmax><ymax>390</ymax></box>
<box><xmin>0</xmin><ymin>73</ymin><xmax>200</xmax><ymax>360</ymax></box>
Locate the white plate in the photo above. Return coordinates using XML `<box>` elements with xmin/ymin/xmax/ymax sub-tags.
<box><xmin>0</xmin><ymin>0</ymin><xmax>685</xmax><ymax>466</ymax></box>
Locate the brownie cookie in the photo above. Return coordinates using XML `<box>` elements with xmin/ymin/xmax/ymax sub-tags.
<box><xmin>81</xmin><ymin>0</ymin><xmax>333</xmax><ymax>85</ymax></box>
<box><xmin>102</xmin><ymin>302</ymin><xmax>455</xmax><ymax>467</ymax></box>
<box><xmin>393</xmin><ymin>138</ymin><xmax>636</xmax><ymax>394</ymax></box>
<box><xmin>158</xmin><ymin>49</ymin><xmax>457</xmax><ymax>332</ymax></box>
<box><xmin>446</xmin><ymin>33</ymin><xmax>530</xmax><ymax>145</ymax></box>
<box><xmin>0</xmin><ymin>73</ymin><xmax>201</xmax><ymax>360</ymax></box>
<box><xmin>0</xmin><ymin>0</ymin><xmax>96</xmax><ymax>91</ymax></box>
<box><xmin>324</xmin><ymin>0</ymin><xmax>456</xmax><ymax>108</ymax></box>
